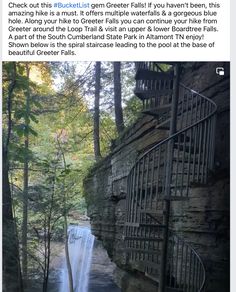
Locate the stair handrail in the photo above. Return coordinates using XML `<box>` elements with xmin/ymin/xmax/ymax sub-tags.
<box><xmin>124</xmin><ymin>69</ymin><xmax>217</xmax><ymax>292</ymax></box>
<box><xmin>167</xmin><ymin>231</ymin><xmax>206</xmax><ymax>291</ymax></box>
<box><xmin>129</xmin><ymin>84</ymin><xmax>217</xmax><ymax>171</ymax></box>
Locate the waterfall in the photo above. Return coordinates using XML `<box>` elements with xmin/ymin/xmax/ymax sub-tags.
<box><xmin>60</xmin><ymin>225</ymin><xmax>95</xmax><ymax>292</ymax></box>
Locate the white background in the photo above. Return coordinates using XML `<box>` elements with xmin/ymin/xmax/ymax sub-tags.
<box><xmin>1</xmin><ymin>0</ymin><xmax>230</xmax><ymax>61</ymax></box>
<box><xmin>0</xmin><ymin>0</ymin><xmax>234</xmax><ymax>290</ymax></box>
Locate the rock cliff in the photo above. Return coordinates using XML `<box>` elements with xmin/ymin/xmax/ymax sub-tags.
<box><xmin>84</xmin><ymin>62</ymin><xmax>229</xmax><ymax>292</ymax></box>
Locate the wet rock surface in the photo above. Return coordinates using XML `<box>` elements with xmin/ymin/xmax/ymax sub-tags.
<box><xmin>88</xmin><ymin>239</ymin><xmax>121</xmax><ymax>292</ymax></box>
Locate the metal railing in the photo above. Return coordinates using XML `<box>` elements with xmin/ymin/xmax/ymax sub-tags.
<box><xmin>124</xmin><ymin>62</ymin><xmax>217</xmax><ymax>292</ymax></box>
<box><xmin>166</xmin><ymin>233</ymin><xmax>206</xmax><ymax>292</ymax></box>
<box><xmin>134</xmin><ymin>62</ymin><xmax>174</xmax><ymax>113</ymax></box>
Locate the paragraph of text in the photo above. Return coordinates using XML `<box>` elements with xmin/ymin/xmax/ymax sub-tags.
<box><xmin>2</xmin><ymin>0</ymin><xmax>230</xmax><ymax>61</ymax></box>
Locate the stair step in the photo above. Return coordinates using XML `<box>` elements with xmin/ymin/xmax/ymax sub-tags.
<box><xmin>178</xmin><ymin>97</ymin><xmax>202</xmax><ymax>112</ymax></box>
<box><xmin>139</xmin><ymin>161</ymin><xmax>198</xmax><ymax>170</ymax></box>
<box><xmin>132</xmin><ymin>184</ymin><xmax>188</xmax><ymax>192</ymax></box>
<box><xmin>128</xmin><ymin>186</ymin><xmax>191</xmax><ymax>197</ymax></box>
<box><xmin>139</xmin><ymin>209</ymin><xmax>165</xmax><ymax>215</ymax></box>
<box><xmin>135</xmin><ymin>69</ymin><xmax>174</xmax><ymax>81</ymax></box>
<box><xmin>130</xmin><ymin>260</ymin><xmax>160</xmax><ymax>271</ymax></box>
<box><xmin>168</xmin><ymin>184</ymin><xmax>188</xmax><ymax>188</ymax></box>
<box><xmin>163</xmin><ymin>195</ymin><xmax>188</xmax><ymax>201</ymax></box>
<box><xmin>135</xmin><ymin>89</ymin><xmax>172</xmax><ymax>100</ymax></box>
<box><xmin>174</xmin><ymin>143</ymin><xmax>199</xmax><ymax>153</ymax></box>
<box><xmin>125</xmin><ymin>247</ymin><xmax>162</xmax><ymax>255</ymax></box>
<box><xmin>145</xmin><ymin>271</ymin><xmax>160</xmax><ymax>282</ymax></box>
<box><xmin>124</xmin><ymin>236</ymin><xmax>163</xmax><ymax>242</ymax></box>
<box><xmin>130</xmin><ymin>260</ymin><xmax>161</xmax><ymax>282</ymax></box>
<box><xmin>139</xmin><ymin>211</ymin><xmax>163</xmax><ymax>220</ymax></box>
<box><xmin>170</xmin><ymin>184</ymin><xmax>188</xmax><ymax>189</ymax></box>
<box><xmin>174</xmin><ymin>133</ymin><xmax>191</xmax><ymax>143</ymax></box>
<box><xmin>142</xmin><ymin>103</ymin><xmax>172</xmax><ymax>116</ymax></box>
<box><xmin>171</xmin><ymin>172</ymin><xmax>203</xmax><ymax>176</ymax></box>
<box><xmin>156</xmin><ymin>118</ymin><xmax>171</xmax><ymax>130</ymax></box>
<box><xmin>125</xmin><ymin>222</ymin><xmax>166</xmax><ymax>228</ymax></box>
<box><xmin>172</xmin><ymin>157</ymin><xmax>199</xmax><ymax>163</ymax></box>
<box><xmin>140</xmin><ymin>223</ymin><xmax>166</xmax><ymax>228</ymax></box>
<box><xmin>166</xmin><ymin>288</ymin><xmax>184</xmax><ymax>292</ymax></box>
<box><xmin>145</xmin><ymin>214</ymin><xmax>163</xmax><ymax>224</ymax></box>
<box><xmin>124</xmin><ymin>222</ymin><xmax>140</xmax><ymax>227</ymax></box>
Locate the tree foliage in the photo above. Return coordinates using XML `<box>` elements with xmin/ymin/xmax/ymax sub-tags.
<box><xmin>2</xmin><ymin>61</ymin><xmax>140</xmax><ymax>291</ymax></box>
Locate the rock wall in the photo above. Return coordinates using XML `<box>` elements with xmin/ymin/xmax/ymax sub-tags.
<box><xmin>171</xmin><ymin>178</ymin><xmax>229</xmax><ymax>292</ymax></box>
<box><xmin>89</xmin><ymin>239</ymin><xmax>121</xmax><ymax>292</ymax></box>
<box><xmin>84</xmin><ymin>62</ymin><xmax>230</xmax><ymax>292</ymax></box>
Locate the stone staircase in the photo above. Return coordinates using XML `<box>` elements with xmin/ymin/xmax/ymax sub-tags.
<box><xmin>124</xmin><ymin>62</ymin><xmax>217</xmax><ymax>292</ymax></box>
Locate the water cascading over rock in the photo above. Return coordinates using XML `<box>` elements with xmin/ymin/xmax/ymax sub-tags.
<box><xmin>60</xmin><ymin>225</ymin><xmax>95</xmax><ymax>292</ymax></box>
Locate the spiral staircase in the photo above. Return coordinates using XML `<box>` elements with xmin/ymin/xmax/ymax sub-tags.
<box><xmin>124</xmin><ymin>62</ymin><xmax>217</xmax><ymax>292</ymax></box>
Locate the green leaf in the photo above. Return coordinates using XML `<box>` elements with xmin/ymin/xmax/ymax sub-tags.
<box><xmin>29</xmin><ymin>113</ymin><xmax>39</xmax><ymax>124</ymax></box>
<box><xmin>32</xmin><ymin>99</ymin><xmax>43</xmax><ymax>109</ymax></box>
<box><xmin>14</xmin><ymin>124</ymin><xmax>26</xmax><ymax>137</ymax></box>
<box><xmin>14</xmin><ymin>109</ymin><xmax>25</xmax><ymax>120</ymax></box>
<box><xmin>28</xmin><ymin>126</ymin><xmax>38</xmax><ymax>137</ymax></box>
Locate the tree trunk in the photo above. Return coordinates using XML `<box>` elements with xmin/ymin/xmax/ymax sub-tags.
<box><xmin>42</xmin><ymin>217</ymin><xmax>48</xmax><ymax>292</ymax></box>
<box><xmin>3</xmin><ymin>150</ymin><xmax>23</xmax><ymax>292</ymax></box>
<box><xmin>58</xmin><ymin>143</ymin><xmax>74</xmax><ymax>292</ymax></box>
<box><xmin>42</xmin><ymin>231</ymin><xmax>51</xmax><ymax>292</ymax></box>
<box><xmin>113</xmin><ymin>62</ymin><xmax>124</xmax><ymax>134</ymax></box>
<box><xmin>22</xmin><ymin>63</ymin><xmax>30</xmax><ymax>281</ymax></box>
<box><xmin>3</xmin><ymin>62</ymin><xmax>23</xmax><ymax>292</ymax></box>
<box><xmin>64</xmin><ymin>215</ymin><xmax>74</xmax><ymax>292</ymax></box>
<box><xmin>43</xmin><ymin>170</ymin><xmax>55</xmax><ymax>292</ymax></box>
<box><xmin>93</xmin><ymin>62</ymin><xmax>102</xmax><ymax>161</ymax></box>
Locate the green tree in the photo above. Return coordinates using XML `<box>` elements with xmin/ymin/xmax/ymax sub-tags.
<box><xmin>22</xmin><ymin>63</ymin><xmax>30</xmax><ymax>281</ymax></box>
<box><xmin>2</xmin><ymin>61</ymin><xmax>139</xmax><ymax>291</ymax></box>
<box><xmin>2</xmin><ymin>61</ymin><xmax>23</xmax><ymax>292</ymax></box>
<box><xmin>93</xmin><ymin>62</ymin><xmax>102</xmax><ymax>161</ymax></box>
<box><xmin>113</xmin><ymin>62</ymin><xmax>124</xmax><ymax>134</ymax></box>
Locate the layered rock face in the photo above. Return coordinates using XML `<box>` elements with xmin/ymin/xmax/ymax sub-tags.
<box><xmin>84</xmin><ymin>62</ymin><xmax>229</xmax><ymax>292</ymax></box>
